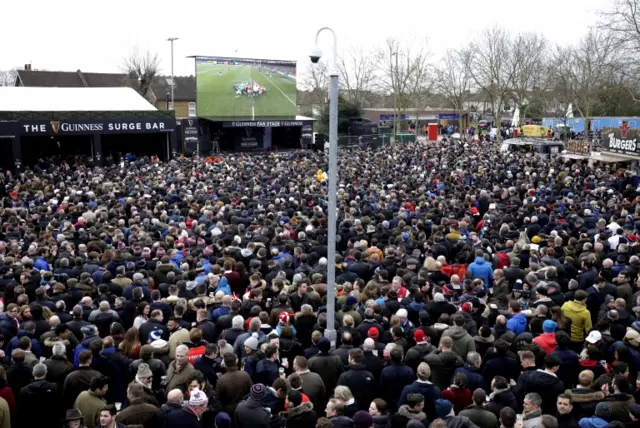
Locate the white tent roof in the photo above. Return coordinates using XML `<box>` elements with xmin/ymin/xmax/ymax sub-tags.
<box><xmin>0</xmin><ymin>87</ymin><xmax>156</xmax><ymax>112</ymax></box>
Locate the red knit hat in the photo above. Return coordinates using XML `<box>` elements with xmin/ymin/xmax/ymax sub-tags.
<box><xmin>461</xmin><ymin>302</ymin><xmax>472</xmax><ymax>313</ymax></box>
<box><xmin>368</xmin><ymin>327</ymin><xmax>379</xmax><ymax>338</ymax></box>
<box><xmin>278</xmin><ymin>312</ymin><xmax>290</xmax><ymax>324</ymax></box>
<box><xmin>413</xmin><ymin>329</ymin><xmax>425</xmax><ymax>342</ymax></box>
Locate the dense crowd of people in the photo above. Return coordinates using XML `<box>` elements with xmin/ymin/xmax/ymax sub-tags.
<box><xmin>0</xmin><ymin>137</ymin><xmax>638</xmax><ymax>428</ymax></box>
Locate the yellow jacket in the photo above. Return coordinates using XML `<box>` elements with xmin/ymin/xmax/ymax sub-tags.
<box><xmin>561</xmin><ymin>300</ymin><xmax>592</xmax><ymax>342</ymax></box>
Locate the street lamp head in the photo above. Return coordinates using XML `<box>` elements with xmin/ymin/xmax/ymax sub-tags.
<box><xmin>309</xmin><ymin>46</ymin><xmax>323</xmax><ymax>64</ymax></box>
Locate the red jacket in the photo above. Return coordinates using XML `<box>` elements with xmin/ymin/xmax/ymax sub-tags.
<box><xmin>442</xmin><ymin>387</ymin><xmax>471</xmax><ymax>414</ymax></box>
<box><xmin>533</xmin><ymin>332</ymin><xmax>557</xmax><ymax>355</ymax></box>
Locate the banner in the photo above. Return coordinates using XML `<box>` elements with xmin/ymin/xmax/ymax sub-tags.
<box><xmin>19</xmin><ymin>118</ymin><xmax>175</xmax><ymax>136</ymax></box>
<box><xmin>602</xmin><ymin>126</ymin><xmax>640</xmax><ymax>157</ymax></box>
<box><xmin>233</xmin><ymin>126</ymin><xmax>264</xmax><ymax>151</ymax></box>
<box><xmin>222</xmin><ymin>120</ymin><xmax>312</xmax><ymax>128</ymax></box>
<box><xmin>182</xmin><ymin>118</ymin><xmax>199</xmax><ymax>137</ymax></box>
<box><xmin>565</xmin><ymin>140</ymin><xmax>590</xmax><ymax>155</ymax></box>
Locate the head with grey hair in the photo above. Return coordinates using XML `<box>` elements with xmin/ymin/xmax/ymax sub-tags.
<box><xmin>232</xmin><ymin>315</ymin><xmax>244</xmax><ymax>329</ymax></box>
<box><xmin>465</xmin><ymin>351</ymin><xmax>481</xmax><ymax>368</ymax></box>
<box><xmin>524</xmin><ymin>392</ymin><xmax>542</xmax><ymax>409</ymax></box>
<box><xmin>32</xmin><ymin>363</ymin><xmax>47</xmax><ymax>379</ymax></box>
<box><xmin>249</xmin><ymin>317</ymin><xmax>261</xmax><ymax>332</ymax></box>
<box><xmin>72</xmin><ymin>305</ymin><xmax>83</xmax><ymax>318</ymax></box>
<box><xmin>99</xmin><ymin>301</ymin><xmax>110</xmax><ymax>312</ymax></box>
<box><xmin>48</xmin><ymin>315</ymin><xmax>60</xmax><ymax>327</ymax></box>
<box><xmin>52</xmin><ymin>341</ymin><xmax>66</xmax><ymax>357</ymax></box>
<box><xmin>133</xmin><ymin>273</ymin><xmax>144</xmax><ymax>283</ymax></box>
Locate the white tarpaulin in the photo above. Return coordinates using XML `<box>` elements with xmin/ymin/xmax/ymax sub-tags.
<box><xmin>0</xmin><ymin>87</ymin><xmax>156</xmax><ymax>111</ymax></box>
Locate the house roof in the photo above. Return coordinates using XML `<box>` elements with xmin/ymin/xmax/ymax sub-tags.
<box><xmin>16</xmin><ymin>69</ymin><xmax>196</xmax><ymax>102</ymax></box>
<box><xmin>0</xmin><ymin>87</ymin><xmax>156</xmax><ymax>111</ymax></box>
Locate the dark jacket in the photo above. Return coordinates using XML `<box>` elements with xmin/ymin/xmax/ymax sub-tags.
<box><xmin>604</xmin><ymin>393</ymin><xmax>634</xmax><ymax>423</ymax></box>
<box><xmin>284</xmin><ymin>401</ymin><xmax>317</xmax><ymax>428</ymax></box>
<box><xmin>337</xmin><ymin>364</ymin><xmax>374</xmax><ymax>411</ymax></box>
<box><xmin>235</xmin><ymin>398</ymin><xmax>272</xmax><ymax>428</ymax></box>
<box><xmin>216</xmin><ymin>366</ymin><xmax>254</xmax><ymax>416</ymax></box>
<box><xmin>390</xmin><ymin>405</ymin><xmax>427</xmax><ymax>428</ymax></box>
<box><xmin>453</xmin><ymin>364</ymin><xmax>488</xmax><ymax>393</ymax></box>
<box><xmin>459</xmin><ymin>405</ymin><xmax>499</xmax><ymax>428</ymax></box>
<box><xmin>138</xmin><ymin>318</ymin><xmax>170</xmax><ymax>343</ymax></box>
<box><xmin>405</xmin><ymin>343</ymin><xmax>436</xmax><ymax>371</ymax></box>
<box><xmin>63</xmin><ymin>366</ymin><xmax>102</xmax><ymax>409</ymax></box>
<box><xmin>116</xmin><ymin>398</ymin><xmax>160</xmax><ymax>427</ymax></box>
<box><xmin>44</xmin><ymin>355</ymin><xmax>73</xmax><ymax>388</ymax></box>
<box><xmin>380</xmin><ymin>362</ymin><xmax>415</xmax><ymax>411</ymax></box>
<box><xmin>163</xmin><ymin>406</ymin><xmax>201</xmax><ymax>428</ymax></box>
<box><xmin>424</xmin><ymin>350</ymin><xmax>464</xmax><ymax>390</ymax></box>
<box><xmin>0</xmin><ymin>313</ymin><xmax>17</xmax><ymax>342</ymax></box>
<box><xmin>569</xmin><ymin>388</ymin><xmax>605</xmax><ymax>420</ymax></box>
<box><xmin>309</xmin><ymin>353</ymin><xmax>344</xmax><ymax>394</ymax></box>
<box><xmin>7</xmin><ymin>361</ymin><xmax>32</xmax><ymax>399</ymax></box>
<box><xmin>398</xmin><ymin>381</ymin><xmax>441</xmax><ymax>421</ymax></box>
<box><xmin>482</xmin><ymin>353</ymin><xmax>520</xmax><ymax>387</ymax></box>
<box><xmin>520</xmin><ymin>370</ymin><xmax>565</xmax><ymax>415</ymax></box>
<box><xmin>255</xmin><ymin>358</ymin><xmax>280</xmax><ymax>387</ymax></box>
<box><xmin>18</xmin><ymin>379</ymin><xmax>62</xmax><ymax>427</ymax></box>
<box><xmin>330</xmin><ymin>415</ymin><xmax>355</xmax><ymax>428</ymax></box>
<box><xmin>487</xmin><ymin>389</ymin><xmax>518</xmax><ymax>418</ymax></box>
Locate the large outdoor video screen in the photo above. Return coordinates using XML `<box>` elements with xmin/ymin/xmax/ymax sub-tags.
<box><xmin>196</xmin><ymin>56</ymin><xmax>297</xmax><ymax>119</ymax></box>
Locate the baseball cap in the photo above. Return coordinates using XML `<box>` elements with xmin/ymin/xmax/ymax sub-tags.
<box><xmin>585</xmin><ymin>330</ymin><xmax>602</xmax><ymax>344</ymax></box>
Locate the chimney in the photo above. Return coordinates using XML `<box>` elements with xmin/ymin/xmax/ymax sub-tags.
<box><xmin>24</xmin><ymin>64</ymin><xmax>32</xmax><ymax>71</ymax></box>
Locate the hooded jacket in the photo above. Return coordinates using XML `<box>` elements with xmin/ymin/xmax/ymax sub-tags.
<box><xmin>442</xmin><ymin>326</ymin><xmax>476</xmax><ymax>360</ymax></box>
<box><xmin>468</xmin><ymin>257</ymin><xmax>493</xmax><ymax>289</ymax></box>
<box><xmin>532</xmin><ymin>332</ymin><xmax>557</xmax><ymax>355</ymax></box>
<box><xmin>561</xmin><ymin>300</ymin><xmax>592</xmax><ymax>342</ymax></box>
<box><xmin>506</xmin><ymin>312</ymin><xmax>527</xmax><ymax>336</ymax></box>
<box><xmin>578</xmin><ymin>416</ymin><xmax>609</xmax><ymax>428</ymax></box>
<box><xmin>390</xmin><ymin>405</ymin><xmax>427</xmax><ymax>428</ymax></box>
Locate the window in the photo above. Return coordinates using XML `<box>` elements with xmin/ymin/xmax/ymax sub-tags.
<box><xmin>188</xmin><ymin>102</ymin><xmax>196</xmax><ymax>117</ymax></box>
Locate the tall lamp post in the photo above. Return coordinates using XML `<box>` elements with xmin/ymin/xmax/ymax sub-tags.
<box><xmin>312</xmin><ymin>27</ymin><xmax>338</xmax><ymax>345</ymax></box>
<box><xmin>167</xmin><ymin>37</ymin><xmax>178</xmax><ymax>109</ymax></box>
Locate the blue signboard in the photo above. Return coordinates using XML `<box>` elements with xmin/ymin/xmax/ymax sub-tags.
<box><xmin>380</xmin><ymin>114</ymin><xmax>407</xmax><ymax>121</ymax></box>
<box><xmin>438</xmin><ymin>114</ymin><xmax>459</xmax><ymax>120</ymax></box>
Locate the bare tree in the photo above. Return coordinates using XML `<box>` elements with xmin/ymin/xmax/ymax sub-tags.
<box><xmin>508</xmin><ymin>33</ymin><xmax>550</xmax><ymax>121</ymax></box>
<box><xmin>552</xmin><ymin>29</ymin><xmax>623</xmax><ymax>139</ymax></box>
<box><xmin>121</xmin><ymin>47</ymin><xmax>161</xmax><ymax>98</ymax></box>
<box><xmin>435</xmin><ymin>51</ymin><xmax>472</xmax><ymax>125</ymax></box>
<box><xmin>337</xmin><ymin>46</ymin><xmax>377</xmax><ymax>107</ymax></box>
<box><xmin>464</xmin><ymin>26</ymin><xmax>515</xmax><ymax>141</ymax></box>
<box><xmin>0</xmin><ymin>69</ymin><xmax>17</xmax><ymax>87</ymax></box>
<box><xmin>599</xmin><ymin>0</ymin><xmax>640</xmax><ymax>48</ymax></box>
<box><xmin>299</xmin><ymin>60</ymin><xmax>329</xmax><ymax>100</ymax></box>
<box><xmin>375</xmin><ymin>37</ymin><xmax>431</xmax><ymax>134</ymax></box>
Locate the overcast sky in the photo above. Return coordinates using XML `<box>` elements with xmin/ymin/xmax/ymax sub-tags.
<box><xmin>2</xmin><ymin>0</ymin><xmax>610</xmax><ymax>83</ymax></box>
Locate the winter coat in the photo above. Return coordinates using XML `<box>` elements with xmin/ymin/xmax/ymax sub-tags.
<box><xmin>487</xmin><ymin>389</ymin><xmax>518</xmax><ymax>418</ymax></box>
<box><xmin>459</xmin><ymin>405</ymin><xmax>499</xmax><ymax>428</ymax></box>
<box><xmin>0</xmin><ymin>313</ymin><xmax>17</xmax><ymax>342</ymax></box>
<box><xmin>255</xmin><ymin>358</ymin><xmax>280</xmax><ymax>386</ymax></box>
<box><xmin>578</xmin><ymin>416</ymin><xmax>609</xmax><ymax>428</ymax></box>
<box><xmin>506</xmin><ymin>312</ymin><xmax>527</xmax><ymax>336</ymax></box>
<box><xmin>425</xmin><ymin>350</ymin><xmax>464</xmax><ymax>390</ymax></box>
<box><xmin>337</xmin><ymin>364</ymin><xmax>374</xmax><ymax>411</ymax></box>
<box><xmin>569</xmin><ymin>388</ymin><xmax>605</xmax><ymax>420</ymax></box>
<box><xmin>235</xmin><ymin>398</ymin><xmax>272</xmax><ymax>428</ymax></box>
<box><xmin>468</xmin><ymin>257</ymin><xmax>493</xmax><ymax>288</ymax></box>
<box><xmin>284</xmin><ymin>401</ymin><xmax>317</xmax><ymax>428</ymax></box>
<box><xmin>373</xmin><ymin>414</ymin><xmax>390</xmax><ymax>428</ymax></box>
<box><xmin>216</xmin><ymin>366</ymin><xmax>253</xmax><ymax>415</ymax></box>
<box><xmin>380</xmin><ymin>362</ymin><xmax>415</xmax><ymax>411</ymax></box>
<box><xmin>18</xmin><ymin>379</ymin><xmax>62</xmax><ymax>428</ymax></box>
<box><xmin>73</xmin><ymin>390</ymin><xmax>107</xmax><ymax>428</ymax></box>
<box><xmin>520</xmin><ymin>370</ymin><xmax>565</xmax><ymax>414</ymax></box>
<box><xmin>405</xmin><ymin>343</ymin><xmax>437</xmax><ymax>371</ymax></box>
<box><xmin>331</xmin><ymin>415</ymin><xmax>355</xmax><ymax>428</ymax></box>
<box><xmin>63</xmin><ymin>366</ymin><xmax>102</xmax><ymax>409</ymax></box>
<box><xmin>442</xmin><ymin>386</ymin><xmax>472</xmax><ymax>414</ymax></box>
<box><xmin>561</xmin><ymin>300</ymin><xmax>593</xmax><ymax>343</ymax></box>
<box><xmin>390</xmin><ymin>405</ymin><xmax>427</xmax><ymax>428</ymax></box>
<box><xmin>399</xmin><ymin>381</ymin><xmax>441</xmax><ymax>421</ymax></box>
<box><xmin>550</xmin><ymin>348</ymin><xmax>580</xmax><ymax>391</ymax></box>
<box><xmin>44</xmin><ymin>355</ymin><xmax>73</xmax><ymax>388</ymax></box>
<box><xmin>308</xmin><ymin>353</ymin><xmax>344</xmax><ymax>394</ymax></box>
<box><xmin>165</xmin><ymin>360</ymin><xmax>195</xmax><ymax>393</ymax></box>
<box><xmin>7</xmin><ymin>362</ymin><xmax>32</xmax><ymax>398</ymax></box>
<box><xmin>453</xmin><ymin>364</ymin><xmax>488</xmax><ymax>393</ymax></box>
<box><xmin>7</xmin><ymin>330</ymin><xmax>43</xmax><ymax>358</ymax></box>
<box><xmin>163</xmin><ymin>406</ymin><xmax>202</xmax><ymax>428</ymax></box>
<box><xmin>442</xmin><ymin>326</ymin><xmax>476</xmax><ymax>360</ymax></box>
<box><xmin>116</xmin><ymin>398</ymin><xmax>160</xmax><ymax>427</ymax></box>
<box><xmin>604</xmin><ymin>393</ymin><xmax>634</xmax><ymax>423</ymax></box>
<box><xmin>533</xmin><ymin>332</ymin><xmax>557</xmax><ymax>355</ymax></box>
<box><xmin>441</xmin><ymin>415</ymin><xmax>480</xmax><ymax>428</ymax></box>
<box><xmin>296</xmin><ymin>370</ymin><xmax>326</xmax><ymax>412</ymax></box>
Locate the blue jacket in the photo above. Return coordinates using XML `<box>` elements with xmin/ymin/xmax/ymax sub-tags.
<box><xmin>453</xmin><ymin>364</ymin><xmax>488</xmax><ymax>392</ymax></box>
<box><xmin>380</xmin><ymin>363</ymin><xmax>416</xmax><ymax>411</ymax></box>
<box><xmin>34</xmin><ymin>257</ymin><xmax>50</xmax><ymax>271</ymax></box>
<box><xmin>73</xmin><ymin>335</ymin><xmax>101</xmax><ymax>367</ymax></box>
<box><xmin>579</xmin><ymin>417</ymin><xmax>609</xmax><ymax>428</ymax></box>
<box><xmin>468</xmin><ymin>256</ymin><xmax>493</xmax><ymax>288</ymax></box>
<box><xmin>506</xmin><ymin>312</ymin><xmax>527</xmax><ymax>336</ymax></box>
<box><xmin>398</xmin><ymin>381</ymin><xmax>441</xmax><ymax>421</ymax></box>
<box><xmin>255</xmin><ymin>359</ymin><xmax>279</xmax><ymax>386</ymax></box>
<box><xmin>216</xmin><ymin>277</ymin><xmax>231</xmax><ymax>295</ymax></box>
<box><xmin>210</xmin><ymin>306</ymin><xmax>230</xmax><ymax>322</ymax></box>
<box><xmin>7</xmin><ymin>330</ymin><xmax>43</xmax><ymax>358</ymax></box>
